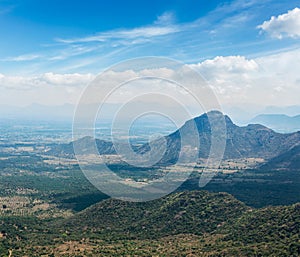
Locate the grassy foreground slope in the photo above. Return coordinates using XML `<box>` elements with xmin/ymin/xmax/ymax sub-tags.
<box><xmin>0</xmin><ymin>190</ymin><xmax>299</xmax><ymax>256</ymax></box>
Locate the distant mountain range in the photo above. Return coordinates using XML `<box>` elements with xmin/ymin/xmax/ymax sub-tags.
<box><xmin>2</xmin><ymin>103</ymin><xmax>300</xmax><ymax>132</ymax></box>
<box><xmin>251</xmin><ymin>114</ymin><xmax>300</xmax><ymax>133</ymax></box>
<box><xmin>0</xmin><ymin>103</ymin><xmax>75</xmax><ymax>121</ymax></box>
<box><xmin>47</xmin><ymin>111</ymin><xmax>300</xmax><ymax>163</ymax></box>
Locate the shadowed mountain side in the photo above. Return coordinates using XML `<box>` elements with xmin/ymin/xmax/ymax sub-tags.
<box><xmin>259</xmin><ymin>144</ymin><xmax>300</xmax><ymax>171</ymax></box>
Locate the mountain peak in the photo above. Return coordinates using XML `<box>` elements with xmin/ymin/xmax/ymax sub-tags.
<box><xmin>195</xmin><ymin>110</ymin><xmax>233</xmax><ymax>122</ymax></box>
<box><xmin>206</xmin><ymin>110</ymin><xmax>224</xmax><ymax>116</ymax></box>
<box><xmin>191</xmin><ymin>110</ymin><xmax>234</xmax><ymax>132</ymax></box>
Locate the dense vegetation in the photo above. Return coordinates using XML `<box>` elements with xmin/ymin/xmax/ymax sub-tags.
<box><xmin>0</xmin><ymin>190</ymin><xmax>299</xmax><ymax>256</ymax></box>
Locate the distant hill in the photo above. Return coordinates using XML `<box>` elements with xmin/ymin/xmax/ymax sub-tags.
<box><xmin>251</xmin><ymin>114</ymin><xmax>300</xmax><ymax>133</ymax></box>
<box><xmin>46</xmin><ymin>136</ymin><xmax>116</xmax><ymax>157</ymax></box>
<box><xmin>46</xmin><ymin>111</ymin><xmax>300</xmax><ymax>161</ymax></box>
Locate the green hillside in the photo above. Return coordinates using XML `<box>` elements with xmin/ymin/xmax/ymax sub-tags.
<box><xmin>0</xmin><ymin>190</ymin><xmax>299</xmax><ymax>256</ymax></box>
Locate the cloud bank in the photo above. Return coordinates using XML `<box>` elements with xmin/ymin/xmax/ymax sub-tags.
<box><xmin>1</xmin><ymin>48</ymin><xmax>300</xmax><ymax>108</ymax></box>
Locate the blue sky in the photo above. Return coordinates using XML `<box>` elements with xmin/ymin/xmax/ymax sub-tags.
<box><xmin>0</xmin><ymin>0</ymin><xmax>225</xmax><ymax>74</ymax></box>
<box><xmin>0</xmin><ymin>0</ymin><xmax>300</xmax><ymax>111</ymax></box>
<box><xmin>0</xmin><ymin>0</ymin><xmax>299</xmax><ymax>74</ymax></box>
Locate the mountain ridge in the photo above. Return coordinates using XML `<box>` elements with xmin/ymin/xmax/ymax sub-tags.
<box><xmin>47</xmin><ymin>111</ymin><xmax>300</xmax><ymax>162</ymax></box>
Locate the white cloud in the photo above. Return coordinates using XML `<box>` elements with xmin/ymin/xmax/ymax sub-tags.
<box><xmin>0</xmin><ymin>72</ymin><xmax>94</xmax><ymax>90</ymax></box>
<box><xmin>41</xmin><ymin>72</ymin><xmax>94</xmax><ymax>86</ymax></box>
<box><xmin>255</xmin><ymin>48</ymin><xmax>300</xmax><ymax>85</ymax></box>
<box><xmin>192</xmin><ymin>56</ymin><xmax>258</xmax><ymax>74</ymax></box>
<box><xmin>188</xmin><ymin>56</ymin><xmax>259</xmax><ymax>101</ymax></box>
<box><xmin>0</xmin><ymin>75</ymin><xmax>45</xmax><ymax>90</ymax></box>
<box><xmin>1</xmin><ymin>49</ymin><xmax>300</xmax><ymax>108</ymax></box>
<box><xmin>187</xmin><ymin>51</ymin><xmax>300</xmax><ymax>107</ymax></box>
<box><xmin>1</xmin><ymin>54</ymin><xmax>41</xmax><ymax>62</ymax></box>
<box><xmin>55</xmin><ymin>11</ymin><xmax>181</xmax><ymax>46</ymax></box>
<box><xmin>0</xmin><ymin>72</ymin><xmax>94</xmax><ymax>106</ymax></box>
<box><xmin>155</xmin><ymin>12</ymin><xmax>176</xmax><ymax>25</ymax></box>
<box><xmin>258</xmin><ymin>7</ymin><xmax>300</xmax><ymax>39</ymax></box>
<box><xmin>46</xmin><ymin>52</ymin><xmax>300</xmax><ymax>117</ymax></box>
<box><xmin>57</xmin><ymin>26</ymin><xmax>179</xmax><ymax>44</ymax></box>
<box><xmin>48</xmin><ymin>45</ymin><xmax>98</xmax><ymax>61</ymax></box>
<box><xmin>212</xmin><ymin>0</ymin><xmax>263</xmax><ymax>15</ymax></box>
<box><xmin>57</xmin><ymin>13</ymin><xmax>180</xmax><ymax>45</ymax></box>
